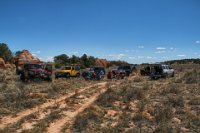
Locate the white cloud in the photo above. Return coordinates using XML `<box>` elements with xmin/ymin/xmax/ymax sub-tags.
<box><xmin>138</xmin><ymin>45</ymin><xmax>144</xmax><ymax>49</ymax></box>
<box><xmin>156</xmin><ymin>47</ymin><xmax>166</xmax><ymax>50</ymax></box>
<box><xmin>131</xmin><ymin>50</ymin><xmax>139</xmax><ymax>53</ymax></box>
<box><xmin>147</xmin><ymin>56</ymin><xmax>152</xmax><ymax>59</ymax></box>
<box><xmin>73</xmin><ymin>51</ymin><xmax>79</xmax><ymax>55</ymax></box>
<box><xmin>170</xmin><ymin>47</ymin><xmax>174</xmax><ymax>50</ymax></box>
<box><xmin>32</xmin><ymin>53</ymin><xmax>37</xmax><ymax>57</ymax></box>
<box><xmin>177</xmin><ymin>54</ymin><xmax>186</xmax><ymax>57</ymax></box>
<box><xmin>44</xmin><ymin>56</ymin><xmax>54</xmax><ymax>62</ymax></box>
<box><xmin>129</xmin><ymin>56</ymin><xmax>137</xmax><ymax>60</ymax></box>
<box><xmin>195</xmin><ymin>40</ymin><xmax>200</xmax><ymax>44</ymax></box>
<box><xmin>155</xmin><ymin>51</ymin><xmax>166</xmax><ymax>54</ymax></box>
<box><xmin>138</xmin><ymin>56</ymin><xmax>144</xmax><ymax>59</ymax></box>
<box><xmin>107</xmin><ymin>54</ymin><xmax>126</xmax><ymax>60</ymax></box>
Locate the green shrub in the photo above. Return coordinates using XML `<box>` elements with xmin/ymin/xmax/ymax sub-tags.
<box><xmin>183</xmin><ymin>70</ymin><xmax>200</xmax><ymax>84</ymax></box>
<box><xmin>167</xmin><ymin>96</ymin><xmax>184</xmax><ymax>108</ymax></box>
<box><xmin>154</xmin><ymin>105</ymin><xmax>174</xmax><ymax>124</ymax></box>
<box><xmin>188</xmin><ymin>97</ymin><xmax>200</xmax><ymax>105</ymax></box>
<box><xmin>122</xmin><ymin>87</ymin><xmax>145</xmax><ymax>103</ymax></box>
<box><xmin>73</xmin><ymin>109</ymin><xmax>102</xmax><ymax>132</ymax></box>
<box><xmin>97</xmin><ymin>88</ymin><xmax>119</xmax><ymax>107</ymax></box>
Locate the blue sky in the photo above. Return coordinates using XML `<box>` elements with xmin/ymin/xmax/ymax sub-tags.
<box><xmin>0</xmin><ymin>0</ymin><xmax>200</xmax><ymax>64</ymax></box>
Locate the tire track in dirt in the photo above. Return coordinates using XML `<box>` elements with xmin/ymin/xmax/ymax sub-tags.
<box><xmin>0</xmin><ymin>82</ymin><xmax>106</xmax><ymax>129</ymax></box>
<box><xmin>46</xmin><ymin>85</ymin><xmax>107</xmax><ymax>133</ymax></box>
<box><xmin>46</xmin><ymin>82</ymin><xmax>121</xmax><ymax>133</ymax></box>
<box><xmin>16</xmin><ymin>82</ymin><xmax>107</xmax><ymax>132</ymax></box>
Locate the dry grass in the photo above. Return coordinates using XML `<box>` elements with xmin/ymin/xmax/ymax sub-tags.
<box><xmin>70</xmin><ymin>64</ymin><xmax>200</xmax><ymax>133</ymax></box>
<box><xmin>1</xmin><ymin>64</ymin><xmax>200</xmax><ymax>133</ymax></box>
<box><xmin>0</xmin><ymin>68</ymin><xmax>88</xmax><ymax>116</ymax></box>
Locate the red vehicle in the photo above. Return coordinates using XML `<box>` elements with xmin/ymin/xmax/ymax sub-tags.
<box><xmin>20</xmin><ymin>63</ymin><xmax>52</xmax><ymax>82</ymax></box>
<box><xmin>107</xmin><ymin>69</ymin><xmax>126</xmax><ymax>79</ymax></box>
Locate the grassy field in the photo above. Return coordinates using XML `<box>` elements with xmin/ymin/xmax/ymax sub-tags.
<box><xmin>0</xmin><ymin>64</ymin><xmax>200</xmax><ymax>133</ymax></box>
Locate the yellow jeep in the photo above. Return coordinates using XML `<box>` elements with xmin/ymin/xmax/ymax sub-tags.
<box><xmin>55</xmin><ymin>65</ymin><xmax>80</xmax><ymax>79</ymax></box>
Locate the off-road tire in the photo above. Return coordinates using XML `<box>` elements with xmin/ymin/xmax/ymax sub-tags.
<box><xmin>66</xmin><ymin>73</ymin><xmax>70</xmax><ymax>79</ymax></box>
<box><xmin>76</xmin><ymin>73</ymin><xmax>80</xmax><ymax>77</ymax></box>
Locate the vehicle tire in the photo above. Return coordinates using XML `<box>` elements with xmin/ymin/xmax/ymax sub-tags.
<box><xmin>20</xmin><ymin>73</ymin><xmax>25</xmax><ymax>82</ymax></box>
<box><xmin>76</xmin><ymin>73</ymin><xmax>80</xmax><ymax>77</ymax></box>
<box><xmin>172</xmin><ymin>72</ymin><xmax>174</xmax><ymax>77</ymax></box>
<box><xmin>66</xmin><ymin>73</ymin><xmax>70</xmax><ymax>79</ymax></box>
<box><xmin>16</xmin><ymin>68</ymin><xmax>20</xmax><ymax>75</ymax></box>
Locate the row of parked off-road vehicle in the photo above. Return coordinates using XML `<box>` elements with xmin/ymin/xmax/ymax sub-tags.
<box><xmin>16</xmin><ymin>62</ymin><xmax>174</xmax><ymax>82</ymax></box>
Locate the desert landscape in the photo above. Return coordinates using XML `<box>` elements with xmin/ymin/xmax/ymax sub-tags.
<box><xmin>0</xmin><ymin>63</ymin><xmax>200</xmax><ymax>133</ymax></box>
<box><xmin>1</xmin><ymin>0</ymin><xmax>200</xmax><ymax>133</ymax></box>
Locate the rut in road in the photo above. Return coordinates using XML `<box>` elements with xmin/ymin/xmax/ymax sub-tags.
<box><xmin>46</xmin><ymin>82</ymin><xmax>121</xmax><ymax>133</ymax></box>
<box><xmin>47</xmin><ymin>83</ymin><xmax>107</xmax><ymax>133</ymax></box>
<box><xmin>15</xmin><ymin>82</ymin><xmax>107</xmax><ymax>132</ymax></box>
<box><xmin>0</xmin><ymin>82</ymin><xmax>106</xmax><ymax>129</ymax></box>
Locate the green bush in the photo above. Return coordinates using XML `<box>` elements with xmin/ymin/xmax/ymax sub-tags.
<box><xmin>167</xmin><ymin>96</ymin><xmax>184</xmax><ymax>108</ymax></box>
<box><xmin>154</xmin><ymin>105</ymin><xmax>174</xmax><ymax>124</ymax></box>
<box><xmin>122</xmin><ymin>87</ymin><xmax>145</xmax><ymax>103</ymax></box>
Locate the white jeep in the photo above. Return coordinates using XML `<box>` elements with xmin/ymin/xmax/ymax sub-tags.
<box><xmin>150</xmin><ymin>64</ymin><xmax>174</xmax><ymax>79</ymax></box>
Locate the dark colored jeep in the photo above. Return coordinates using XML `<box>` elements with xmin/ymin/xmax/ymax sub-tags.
<box><xmin>107</xmin><ymin>69</ymin><xmax>126</xmax><ymax>79</ymax></box>
<box><xmin>92</xmin><ymin>66</ymin><xmax>106</xmax><ymax>75</ymax></box>
<box><xmin>20</xmin><ymin>63</ymin><xmax>52</xmax><ymax>82</ymax></box>
<box><xmin>82</xmin><ymin>66</ymin><xmax>105</xmax><ymax>80</ymax></box>
<box><xmin>117</xmin><ymin>65</ymin><xmax>132</xmax><ymax>76</ymax></box>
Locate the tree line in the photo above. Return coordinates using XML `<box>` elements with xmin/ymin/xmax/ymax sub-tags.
<box><xmin>1</xmin><ymin>43</ymin><xmax>200</xmax><ymax>67</ymax></box>
<box><xmin>54</xmin><ymin>54</ymin><xmax>96</xmax><ymax>69</ymax></box>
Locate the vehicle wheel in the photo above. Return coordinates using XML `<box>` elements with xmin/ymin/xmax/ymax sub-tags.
<box><xmin>172</xmin><ymin>72</ymin><xmax>174</xmax><ymax>77</ymax></box>
<box><xmin>76</xmin><ymin>73</ymin><xmax>80</xmax><ymax>77</ymax></box>
<box><xmin>20</xmin><ymin>73</ymin><xmax>25</xmax><ymax>82</ymax></box>
<box><xmin>66</xmin><ymin>73</ymin><xmax>70</xmax><ymax>79</ymax></box>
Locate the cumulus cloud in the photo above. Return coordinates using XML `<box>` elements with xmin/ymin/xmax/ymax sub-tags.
<box><xmin>131</xmin><ymin>50</ymin><xmax>139</xmax><ymax>53</ymax></box>
<box><xmin>73</xmin><ymin>51</ymin><xmax>79</xmax><ymax>55</ymax></box>
<box><xmin>155</xmin><ymin>47</ymin><xmax>166</xmax><ymax>54</ymax></box>
<box><xmin>195</xmin><ymin>40</ymin><xmax>200</xmax><ymax>44</ymax></box>
<box><xmin>156</xmin><ymin>47</ymin><xmax>166</xmax><ymax>50</ymax></box>
<box><xmin>147</xmin><ymin>56</ymin><xmax>152</xmax><ymax>59</ymax></box>
<box><xmin>177</xmin><ymin>54</ymin><xmax>186</xmax><ymax>57</ymax></box>
<box><xmin>107</xmin><ymin>54</ymin><xmax>126</xmax><ymax>60</ymax></box>
<box><xmin>44</xmin><ymin>56</ymin><xmax>54</xmax><ymax>62</ymax></box>
<box><xmin>155</xmin><ymin>51</ymin><xmax>166</xmax><ymax>54</ymax></box>
<box><xmin>138</xmin><ymin>45</ymin><xmax>144</xmax><ymax>49</ymax></box>
<box><xmin>138</xmin><ymin>56</ymin><xmax>144</xmax><ymax>59</ymax></box>
<box><xmin>32</xmin><ymin>53</ymin><xmax>37</xmax><ymax>57</ymax></box>
<box><xmin>129</xmin><ymin>56</ymin><xmax>137</xmax><ymax>60</ymax></box>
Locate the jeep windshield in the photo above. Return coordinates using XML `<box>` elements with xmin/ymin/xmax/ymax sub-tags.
<box><xmin>29</xmin><ymin>64</ymin><xmax>42</xmax><ymax>69</ymax></box>
<box><xmin>118</xmin><ymin>66</ymin><xmax>131</xmax><ymax>70</ymax></box>
<box><xmin>64</xmin><ymin>67</ymin><xmax>71</xmax><ymax>70</ymax></box>
<box><xmin>123</xmin><ymin>66</ymin><xmax>131</xmax><ymax>70</ymax></box>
